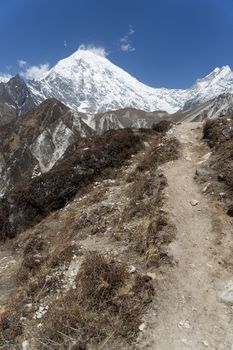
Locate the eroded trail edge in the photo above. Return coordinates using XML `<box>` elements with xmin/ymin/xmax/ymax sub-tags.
<box><xmin>138</xmin><ymin>123</ymin><xmax>233</xmax><ymax>350</ymax></box>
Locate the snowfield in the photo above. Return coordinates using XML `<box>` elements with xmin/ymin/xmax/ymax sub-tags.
<box><xmin>27</xmin><ymin>49</ymin><xmax>233</xmax><ymax>114</ymax></box>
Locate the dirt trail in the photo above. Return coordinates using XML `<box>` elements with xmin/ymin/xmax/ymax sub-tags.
<box><xmin>139</xmin><ymin>123</ymin><xmax>233</xmax><ymax>350</ymax></box>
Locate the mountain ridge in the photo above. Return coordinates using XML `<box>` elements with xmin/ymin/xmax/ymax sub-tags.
<box><xmin>25</xmin><ymin>50</ymin><xmax>233</xmax><ymax>114</ymax></box>
<box><xmin>1</xmin><ymin>51</ymin><xmax>233</xmax><ymax>118</ymax></box>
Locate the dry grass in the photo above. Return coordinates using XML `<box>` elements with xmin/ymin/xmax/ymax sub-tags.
<box><xmin>0</xmin><ymin>128</ymin><xmax>179</xmax><ymax>349</ymax></box>
<box><xmin>36</xmin><ymin>252</ymin><xmax>154</xmax><ymax>349</ymax></box>
<box><xmin>123</xmin><ymin>136</ymin><xmax>178</xmax><ymax>266</ymax></box>
<box><xmin>136</xmin><ymin>137</ymin><xmax>179</xmax><ymax>173</ymax></box>
<box><xmin>203</xmin><ymin>116</ymin><xmax>233</xmax><ymax>214</ymax></box>
<box><xmin>135</xmin><ymin>214</ymin><xmax>175</xmax><ymax>267</ymax></box>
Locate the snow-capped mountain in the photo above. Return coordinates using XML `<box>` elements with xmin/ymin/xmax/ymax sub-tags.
<box><xmin>183</xmin><ymin>66</ymin><xmax>233</xmax><ymax>109</ymax></box>
<box><xmin>27</xmin><ymin>49</ymin><xmax>233</xmax><ymax>114</ymax></box>
<box><xmin>170</xmin><ymin>93</ymin><xmax>233</xmax><ymax>122</ymax></box>
<box><xmin>28</xmin><ymin>50</ymin><xmax>186</xmax><ymax>114</ymax></box>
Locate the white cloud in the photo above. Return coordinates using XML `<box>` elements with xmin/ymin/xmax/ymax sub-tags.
<box><xmin>64</xmin><ymin>40</ymin><xmax>67</xmax><ymax>47</ymax></box>
<box><xmin>18</xmin><ymin>59</ymin><xmax>27</xmax><ymax>68</ymax></box>
<box><xmin>78</xmin><ymin>44</ymin><xmax>108</xmax><ymax>57</ymax></box>
<box><xmin>0</xmin><ymin>73</ymin><xmax>12</xmax><ymax>83</ymax></box>
<box><xmin>21</xmin><ymin>63</ymin><xmax>50</xmax><ymax>80</ymax></box>
<box><xmin>120</xmin><ymin>25</ymin><xmax>135</xmax><ymax>52</ymax></box>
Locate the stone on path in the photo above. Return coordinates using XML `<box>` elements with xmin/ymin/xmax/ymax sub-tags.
<box><xmin>218</xmin><ymin>281</ymin><xmax>233</xmax><ymax>304</ymax></box>
<box><xmin>190</xmin><ymin>199</ymin><xmax>199</xmax><ymax>206</ymax></box>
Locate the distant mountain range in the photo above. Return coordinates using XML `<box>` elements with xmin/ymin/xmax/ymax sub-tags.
<box><xmin>1</xmin><ymin>50</ymin><xmax>233</xmax><ymax>117</ymax></box>
<box><xmin>27</xmin><ymin>50</ymin><xmax>233</xmax><ymax>114</ymax></box>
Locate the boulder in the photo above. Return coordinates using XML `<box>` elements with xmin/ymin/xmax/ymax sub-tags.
<box><xmin>196</xmin><ymin>160</ymin><xmax>211</xmax><ymax>177</ymax></box>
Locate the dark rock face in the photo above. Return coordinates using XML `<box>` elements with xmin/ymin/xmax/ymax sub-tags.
<box><xmin>0</xmin><ymin>74</ymin><xmax>35</xmax><ymax>118</ymax></box>
<box><xmin>0</xmin><ymin>102</ymin><xmax>16</xmax><ymax>126</ymax></box>
<box><xmin>0</xmin><ymin>98</ymin><xmax>93</xmax><ymax>196</ymax></box>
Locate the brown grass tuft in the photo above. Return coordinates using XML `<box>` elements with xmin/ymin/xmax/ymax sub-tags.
<box><xmin>36</xmin><ymin>252</ymin><xmax>154</xmax><ymax>349</ymax></box>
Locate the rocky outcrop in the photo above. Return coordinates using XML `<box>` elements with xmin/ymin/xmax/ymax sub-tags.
<box><xmin>81</xmin><ymin>108</ymin><xmax>168</xmax><ymax>134</ymax></box>
<box><xmin>0</xmin><ymin>74</ymin><xmax>35</xmax><ymax>119</ymax></box>
<box><xmin>0</xmin><ymin>102</ymin><xmax>16</xmax><ymax>126</ymax></box>
<box><xmin>0</xmin><ymin>98</ymin><xmax>93</xmax><ymax>196</ymax></box>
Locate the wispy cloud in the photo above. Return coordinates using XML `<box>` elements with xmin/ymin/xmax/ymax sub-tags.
<box><xmin>21</xmin><ymin>63</ymin><xmax>50</xmax><ymax>80</ymax></box>
<box><xmin>120</xmin><ymin>25</ymin><xmax>135</xmax><ymax>52</ymax></box>
<box><xmin>78</xmin><ymin>44</ymin><xmax>108</xmax><ymax>57</ymax></box>
<box><xmin>64</xmin><ymin>40</ymin><xmax>67</xmax><ymax>48</ymax></box>
<box><xmin>18</xmin><ymin>59</ymin><xmax>27</xmax><ymax>68</ymax></box>
<box><xmin>0</xmin><ymin>73</ymin><xmax>12</xmax><ymax>82</ymax></box>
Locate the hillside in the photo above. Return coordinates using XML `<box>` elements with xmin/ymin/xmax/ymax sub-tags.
<box><xmin>0</xmin><ymin>119</ymin><xmax>232</xmax><ymax>349</ymax></box>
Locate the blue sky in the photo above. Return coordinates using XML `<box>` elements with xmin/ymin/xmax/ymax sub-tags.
<box><xmin>0</xmin><ymin>0</ymin><xmax>233</xmax><ymax>88</ymax></box>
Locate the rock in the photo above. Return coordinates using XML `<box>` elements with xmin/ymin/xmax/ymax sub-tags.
<box><xmin>202</xmin><ymin>152</ymin><xmax>212</xmax><ymax>161</ymax></box>
<box><xmin>147</xmin><ymin>272</ymin><xmax>156</xmax><ymax>280</ymax></box>
<box><xmin>202</xmin><ymin>340</ymin><xmax>209</xmax><ymax>347</ymax></box>
<box><xmin>202</xmin><ymin>183</ymin><xmax>211</xmax><ymax>193</ymax></box>
<box><xmin>22</xmin><ymin>340</ymin><xmax>30</xmax><ymax>350</ymax></box>
<box><xmin>129</xmin><ymin>265</ymin><xmax>136</xmax><ymax>273</ymax></box>
<box><xmin>139</xmin><ymin>323</ymin><xmax>146</xmax><ymax>331</ymax></box>
<box><xmin>196</xmin><ymin>160</ymin><xmax>211</xmax><ymax>177</ymax></box>
<box><xmin>222</xmin><ymin>127</ymin><xmax>233</xmax><ymax>140</ymax></box>
<box><xmin>179</xmin><ymin>320</ymin><xmax>191</xmax><ymax>329</ymax></box>
<box><xmin>218</xmin><ymin>281</ymin><xmax>233</xmax><ymax>304</ymax></box>
<box><xmin>190</xmin><ymin>199</ymin><xmax>199</xmax><ymax>206</ymax></box>
<box><xmin>25</xmin><ymin>303</ymin><xmax>32</xmax><ymax>308</ymax></box>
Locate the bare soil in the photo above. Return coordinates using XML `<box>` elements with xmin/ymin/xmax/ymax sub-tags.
<box><xmin>138</xmin><ymin>123</ymin><xmax>233</xmax><ymax>350</ymax></box>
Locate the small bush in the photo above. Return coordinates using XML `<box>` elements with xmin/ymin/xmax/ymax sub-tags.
<box><xmin>152</xmin><ymin>120</ymin><xmax>172</xmax><ymax>133</ymax></box>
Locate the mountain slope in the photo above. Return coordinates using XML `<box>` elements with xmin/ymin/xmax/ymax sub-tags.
<box><xmin>0</xmin><ymin>75</ymin><xmax>11</xmax><ymax>83</ymax></box>
<box><xmin>183</xmin><ymin>66</ymin><xmax>233</xmax><ymax>109</ymax></box>
<box><xmin>169</xmin><ymin>93</ymin><xmax>233</xmax><ymax>122</ymax></box>
<box><xmin>0</xmin><ymin>74</ymin><xmax>35</xmax><ymax>117</ymax></box>
<box><xmin>28</xmin><ymin>50</ymin><xmax>186</xmax><ymax>114</ymax></box>
<box><xmin>27</xmin><ymin>49</ymin><xmax>233</xmax><ymax>114</ymax></box>
<box><xmin>0</xmin><ymin>98</ymin><xmax>93</xmax><ymax>196</ymax></box>
<box><xmin>80</xmin><ymin>108</ymin><xmax>168</xmax><ymax>134</ymax></box>
<box><xmin>0</xmin><ymin>102</ymin><xmax>16</xmax><ymax>126</ymax></box>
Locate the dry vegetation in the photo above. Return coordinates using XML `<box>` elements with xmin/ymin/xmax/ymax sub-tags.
<box><xmin>0</xmin><ymin>128</ymin><xmax>147</xmax><ymax>239</ymax></box>
<box><xmin>0</xmin><ymin>124</ymin><xmax>180</xmax><ymax>349</ymax></box>
<box><xmin>203</xmin><ymin>116</ymin><xmax>233</xmax><ymax>213</ymax></box>
<box><xmin>124</xmin><ymin>136</ymin><xmax>179</xmax><ymax>267</ymax></box>
<box><xmin>35</xmin><ymin>252</ymin><xmax>154</xmax><ymax>350</ymax></box>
